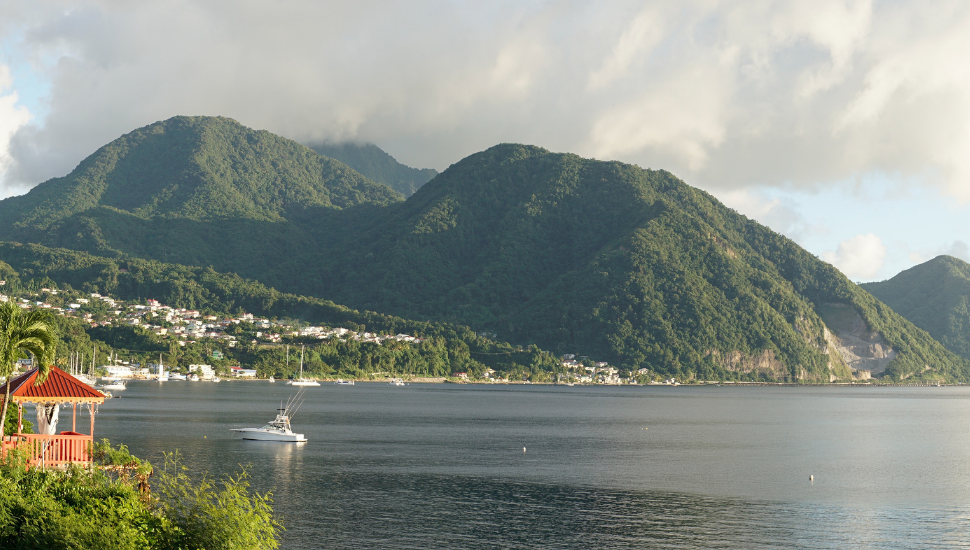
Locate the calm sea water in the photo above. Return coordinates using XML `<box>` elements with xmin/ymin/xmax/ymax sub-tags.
<box><xmin>94</xmin><ymin>382</ymin><xmax>970</xmax><ymax>549</ymax></box>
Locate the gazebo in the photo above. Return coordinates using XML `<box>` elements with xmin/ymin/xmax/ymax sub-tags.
<box><xmin>0</xmin><ymin>365</ymin><xmax>106</xmax><ymax>468</ymax></box>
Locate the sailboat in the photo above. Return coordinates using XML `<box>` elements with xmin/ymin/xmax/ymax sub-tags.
<box><xmin>157</xmin><ymin>353</ymin><xmax>169</xmax><ymax>382</ymax></box>
<box><xmin>72</xmin><ymin>351</ymin><xmax>97</xmax><ymax>386</ymax></box>
<box><xmin>287</xmin><ymin>345</ymin><xmax>320</xmax><ymax>386</ymax></box>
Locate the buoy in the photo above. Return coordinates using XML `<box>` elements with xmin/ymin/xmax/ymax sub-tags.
<box><xmin>204</xmin><ymin>435</ymin><xmax>207</xmax><ymax>439</ymax></box>
<box><xmin>523</xmin><ymin>447</ymin><xmax>527</xmax><ymax>453</ymax></box>
<box><xmin>809</xmin><ymin>475</ymin><xmax>813</xmax><ymax>482</ymax></box>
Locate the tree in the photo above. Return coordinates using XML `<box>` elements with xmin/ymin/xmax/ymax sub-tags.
<box><xmin>0</xmin><ymin>301</ymin><xmax>58</xmax><ymax>440</ymax></box>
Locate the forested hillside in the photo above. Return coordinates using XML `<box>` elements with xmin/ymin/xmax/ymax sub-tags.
<box><xmin>0</xmin><ymin>116</ymin><xmax>402</xmax><ymax>280</ymax></box>
<box><xmin>0</xmin><ymin>242</ymin><xmax>565</xmax><ymax>380</ymax></box>
<box><xmin>1</xmin><ymin>120</ymin><xmax>965</xmax><ymax>382</ymax></box>
<box><xmin>304</xmin><ymin>144</ymin><xmax>965</xmax><ymax>382</ymax></box>
<box><xmin>862</xmin><ymin>255</ymin><xmax>970</xmax><ymax>359</ymax></box>
<box><xmin>306</xmin><ymin>142</ymin><xmax>438</xmax><ymax>197</ymax></box>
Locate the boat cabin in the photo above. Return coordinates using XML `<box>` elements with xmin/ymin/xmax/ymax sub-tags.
<box><xmin>0</xmin><ymin>366</ymin><xmax>106</xmax><ymax>468</ymax></box>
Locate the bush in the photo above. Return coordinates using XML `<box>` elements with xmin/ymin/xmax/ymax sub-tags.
<box><xmin>0</xmin><ymin>441</ymin><xmax>280</xmax><ymax>549</ymax></box>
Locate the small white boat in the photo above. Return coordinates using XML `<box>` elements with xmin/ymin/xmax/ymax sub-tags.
<box><xmin>335</xmin><ymin>379</ymin><xmax>355</xmax><ymax>386</ymax></box>
<box><xmin>101</xmin><ymin>379</ymin><xmax>126</xmax><ymax>391</ymax></box>
<box><xmin>169</xmin><ymin>372</ymin><xmax>186</xmax><ymax>381</ymax></box>
<box><xmin>231</xmin><ymin>389</ymin><xmax>307</xmax><ymax>442</ymax></box>
<box><xmin>389</xmin><ymin>378</ymin><xmax>405</xmax><ymax>386</ymax></box>
<box><xmin>188</xmin><ymin>374</ymin><xmax>199</xmax><ymax>382</ymax></box>
<box><xmin>212</xmin><ymin>377</ymin><xmax>221</xmax><ymax>383</ymax></box>
<box><xmin>268</xmin><ymin>376</ymin><xmax>275</xmax><ymax>383</ymax></box>
<box><xmin>286</xmin><ymin>345</ymin><xmax>320</xmax><ymax>386</ymax></box>
<box><xmin>288</xmin><ymin>379</ymin><xmax>321</xmax><ymax>386</ymax></box>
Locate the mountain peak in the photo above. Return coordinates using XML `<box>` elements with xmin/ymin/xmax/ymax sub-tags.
<box><xmin>306</xmin><ymin>141</ymin><xmax>437</xmax><ymax>197</ymax></box>
<box><xmin>0</xmin><ymin>116</ymin><xmax>402</xmax><ymax>232</ymax></box>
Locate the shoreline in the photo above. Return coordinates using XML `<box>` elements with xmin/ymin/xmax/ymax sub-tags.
<box><xmin>122</xmin><ymin>377</ymin><xmax>961</xmax><ymax>388</ymax></box>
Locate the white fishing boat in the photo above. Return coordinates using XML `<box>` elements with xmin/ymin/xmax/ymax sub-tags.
<box><xmin>230</xmin><ymin>389</ymin><xmax>307</xmax><ymax>442</ymax></box>
<box><xmin>334</xmin><ymin>379</ymin><xmax>355</xmax><ymax>386</ymax></box>
<box><xmin>268</xmin><ymin>376</ymin><xmax>275</xmax><ymax>383</ymax></box>
<box><xmin>389</xmin><ymin>378</ymin><xmax>406</xmax><ymax>386</ymax></box>
<box><xmin>287</xmin><ymin>345</ymin><xmax>320</xmax><ymax>386</ymax></box>
<box><xmin>212</xmin><ymin>377</ymin><xmax>221</xmax><ymax>383</ymax></box>
<box><xmin>188</xmin><ymin>374</ymin><xmax>199</xmax><ymax>382</ymax></box>
<box><xmin>169</xmin><ymin>372</ymin><xmax>186</xmax><ymax>381</ymax></box>
<box><xmin>101</xmin><ymin>379</ymin><xmax>126</xmax><ymax>391</ymax></box>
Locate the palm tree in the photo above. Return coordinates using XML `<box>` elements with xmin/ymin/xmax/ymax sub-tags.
<box><xmin>0</xmin><ymin>301</ymin><xmax>57</xmax><ymax>440</ymax></box>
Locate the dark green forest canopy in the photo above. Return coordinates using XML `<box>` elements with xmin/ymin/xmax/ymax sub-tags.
<box><xmin>862</xmin><ymin>255</ymin><xmax>970</xmax><ymax>360</ymax></box>
<box><xmin>0</xmin><ymin>120</ymin><xmax>966</xmax><ymax>382</ymax></box>
<box><xmin>305</xmin><ymin>141</ymin><xmax>438</xmax><ymax>197</ymax></box>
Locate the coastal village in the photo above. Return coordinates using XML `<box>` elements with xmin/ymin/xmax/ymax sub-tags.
<box><xmin>0</xmin><ymin>281</ymin><xmax>641</xmax><ymax>385</ymax></box>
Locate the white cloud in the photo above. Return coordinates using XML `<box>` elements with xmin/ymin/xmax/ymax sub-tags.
<box><xmin>0</xmin><ymin>64</ymin><xmax>32</xmax><ymax>197</ymax></box>
<box><xmin>716</xmin><ymin>188</ymin><xmax>820</xmax><ymax>242</ymax></box>
<box><xmin>0</xmin><ymin>0</ymin><xmax>969</xmax><ymax>206</ymax></box>
<box><xmin>824</xmin><ymin>233</ymin><xmax>887</xmax><ymax>280</ymax></box>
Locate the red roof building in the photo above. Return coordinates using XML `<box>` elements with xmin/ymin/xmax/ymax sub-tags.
<box><xmin>0</xmin><ymin>366</ymin><xmax>106</xmax><ymax>468</ymax></box>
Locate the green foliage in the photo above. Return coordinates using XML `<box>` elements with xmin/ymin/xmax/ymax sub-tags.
<box><xmin>307</xmin><ymin>141</ymin><xmax>438</xmax><ymax>197</ymax></box>
<box><xmin>88</xmin><ymin>325</ymin><xmax>167</xmax><ymax>354</ymax></box>
<box><xmin>153</xmin><ymin>451</ymin><xmax>280</xmax><ymax>550</ymax></box>
<box><xmin>862</xmin><ymin>256</ymin><xmax>970</xmax><ymax>360</ymax></box>
<box><xmin>0</xmin><ymin>459</ymin><xmax>163</xmax><ymax>549</ymax></box>
<box><xmin>0</xmin><ymin>441</ymin><xmax>280</xmax><ymax>549</ymax></box>
<box><xmin>2</xmin><ymin>404</ymin><xmax>31</xmax><ymax>436</ymax></box>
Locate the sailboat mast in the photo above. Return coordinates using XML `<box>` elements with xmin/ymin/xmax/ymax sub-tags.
<box><xmin>300</xmin><ymin>345</ymin><xmax>304</xmax><ymax>378</ymax></box>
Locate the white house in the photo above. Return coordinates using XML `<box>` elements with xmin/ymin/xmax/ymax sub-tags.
<box><xmin>188</xmin><ymin>364</ymin><xmax>215</xmax><ymax>380</ymax></box>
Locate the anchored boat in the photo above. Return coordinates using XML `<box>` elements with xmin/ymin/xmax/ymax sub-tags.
<box><xmin>230</xmin><ymin>388</ymin><xmax>307</xmax><ymax>442</ymax></box>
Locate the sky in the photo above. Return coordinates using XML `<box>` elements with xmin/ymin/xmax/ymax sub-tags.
<box><xmin>0</xmin><ymin>0</ymin><xmax>968</xmax><ymax>282</ymax></box>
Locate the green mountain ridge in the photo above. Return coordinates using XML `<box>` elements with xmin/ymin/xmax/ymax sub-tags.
<box><xmin>305</xmin><ymin>143</ymin><xmax>964</xmax><ymax>381</ymax></box>
<box><xmin>0</xmin><ymin>115</ymin><xmax>401</xmax><ymax>232</ymax></box>
<box><xmin>861</xmin><ymin>255</ymin><xmax>970</xmax><ymax>360</ymax></box>
<box><xmin>306</xmin><ymin>141</ymin><xmax>438</xmax><ymax>197</ymax></box>
<box><xmin>0</xmin><ymin>118</ymin><xmax>965</xmax><ymax>382</ymax></box>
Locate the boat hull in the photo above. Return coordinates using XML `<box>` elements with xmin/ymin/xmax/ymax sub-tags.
<box><xmin>230</xmin><ymin>428</ymin><xmax>307</xmax><ymax>442</ymax></box>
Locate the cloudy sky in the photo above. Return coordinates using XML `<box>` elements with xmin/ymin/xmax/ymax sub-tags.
<box><xmin>1</xmin><ymin>0</ymin><xmax>968</xmax><ymax>281</ymax></box>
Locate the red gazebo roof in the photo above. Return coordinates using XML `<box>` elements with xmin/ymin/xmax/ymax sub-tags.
<box><xmin>0</xmin><ymin>366</ymin><xmax>105</xmax><ymax>404</ymax></box>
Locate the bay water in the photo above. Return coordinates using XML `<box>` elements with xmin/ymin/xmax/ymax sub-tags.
<box><xmin>95</xmin><ymin>382</ymin><xmax>970</xmax><ymax>549</ymax></box>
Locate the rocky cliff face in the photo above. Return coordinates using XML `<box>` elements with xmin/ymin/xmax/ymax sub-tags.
<box><xmin>820</xmin><ymin>303</ymin><xmax>896</xmax><ymax>375</ymax></box>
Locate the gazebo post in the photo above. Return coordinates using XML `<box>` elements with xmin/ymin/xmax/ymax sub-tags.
<box><xmin>89</xmin><ymin>407</ymin><xmax>94</xmax><ymax>438</ymax></box>
<box><xmin>17</xmin><ymin>403</ymin><xmax>22</xmax><ymax>434</ymax></box>
<box><xmin>72</xmin><ymin>402</ymin><xmax>77</xmax><ymax>432</ymax></box>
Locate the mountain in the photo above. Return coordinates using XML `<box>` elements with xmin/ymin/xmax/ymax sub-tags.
<box><xmin>0</xmin><ymin>116</ymin><xmax>402</xmax><ymax>283</ymax></box>
<box><xmin>861</xmin><ymin>255</ymin><xmax>970</xmax><ymax>359</ymax></box>
<box><xmin>306</xmin><ymin>142</ymin><xmax>438</xmax><ymax>197</ymax></box>
<box><xmin>1</xmin><ymin>121</ymin><xmax>965</xmax><ymax>382</ymax></box>
<box><xmin>305</xmin><ymin>144</ymin><xmax>966</xmax><ymax>382</ymax></box>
